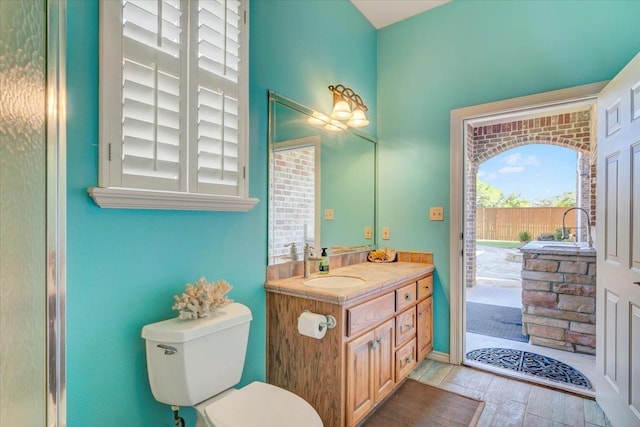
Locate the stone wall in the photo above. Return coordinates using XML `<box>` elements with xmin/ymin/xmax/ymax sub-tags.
<box><xmin>520</xmin><ymin>247</ymin><xmax>596</xmax><ymax>354</ymax></box>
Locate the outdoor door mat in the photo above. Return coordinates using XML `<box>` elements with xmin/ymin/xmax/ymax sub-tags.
<box><xmin>358</xmin><ymin>379</ymin><xmax>485</xmax><ymax>427</ymax></box>
<box><xmin>466</xmin><ymin>302</ymin><xmax>529</xmax><ymax>342</ymax></box>
<box><xmin>466</xmin><ymin>347</ymin><xmax>592</xmax><ymax>389</ymax></box>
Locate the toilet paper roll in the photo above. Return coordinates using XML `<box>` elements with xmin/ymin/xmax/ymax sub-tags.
<box><xmin>297</xmin><ymin>312</ymin><xmax>327</xmax><ymax>339</ymax></box>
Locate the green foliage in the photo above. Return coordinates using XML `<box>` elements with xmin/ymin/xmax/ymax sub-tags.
<box><xmin>518</xmin><ymin>230</ymin><xmax>532</xmax><ymax>243</ymax></box>
<box><xmin>555</xmin><ymin>227</ymin><xmax>571</xmax><ymax>241</ymax></box>
<box><xmin>477</xmin><ymin>178</ymin><xmax>573</xmax><ymax>208</ymax></box>
<box><xmin>476</xmin><ymin>240</ymin><xmax>521</xmax><ymax>249</ymax></box>
<box><xmin>502</xmin><ymin>192</ymin><xmax>529</xmax><ymax>207</ymax></box>
<box><xmin>536</xmin><ymin>232</ymin><xmax>556</xmax><ymax>241</ymax></box>
<box><xmin>536</xmin><ymin>191</ymin><xmax>576</xmax><ymax>207</ymax></box>
<box><xmin>476</xmin><ymin>178</ymin><xmax>529</xmax><ymax>207</ymax></box>
<box><xmin>476</xmin><ymin>178</ymin><xmax>503</xmax><ymax>207</ymax></box>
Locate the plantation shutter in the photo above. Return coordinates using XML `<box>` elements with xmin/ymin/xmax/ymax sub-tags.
<box><xmin>190</xmin><ymin>0</ymin><xmax>245</xmax><ymax>196</ymax></box>
<box><xmin>98</xmin><ymin>0</ymin><xmax>250</xmax><ymax>202</ymax></box>
<box><xmin>120</xmin><ymin>0</ymin><xmax>186</xmax><ymax>191</ymax></box>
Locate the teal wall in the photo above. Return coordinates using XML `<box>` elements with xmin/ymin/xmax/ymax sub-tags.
<box><xmin>377</xmin><ymin>0</ymin><xmax>640</xmax><ymax>353</ymax></box>
<box><xmin>65</xmin><ymin>0</ymin><xmax>375</xmax><ymax>425</ymax></box>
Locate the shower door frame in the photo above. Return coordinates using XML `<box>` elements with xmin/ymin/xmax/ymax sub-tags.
<box><xmin>46</xmin><ymin>0</ymin><xmax>67</xmax><ymax>425</ymax></box>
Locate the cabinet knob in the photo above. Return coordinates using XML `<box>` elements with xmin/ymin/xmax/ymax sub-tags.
<box><xmin>405</xmin><ymin>294</ymin><xmax>412</xmax><ymax>301</ymax></box>
<box><xmin>370</xmin><ymin>338</ymin><xmax>381</xmax><ymax>350</ymax></box>
<box><xmin>406</xmin><ymin>355</ymin><xmax>414</xmax><ymax>364</ymax></box>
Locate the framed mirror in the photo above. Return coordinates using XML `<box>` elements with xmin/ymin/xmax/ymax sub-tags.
<box><xmin>268</xmin><ymin>91</ymin><xmax>377</xmax><ymax>265</ymax></box>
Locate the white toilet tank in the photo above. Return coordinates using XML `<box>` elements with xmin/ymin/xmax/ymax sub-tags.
<box><xmin>141</xmin><ymin>303</ymin><xmax>252</xmax><ymax>406</ymax></box>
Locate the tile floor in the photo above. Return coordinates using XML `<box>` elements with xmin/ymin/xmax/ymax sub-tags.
<box><xmin>409</xmin><ymin>359</ymin><xmax>611</xmax><ymax>427</ymax></box>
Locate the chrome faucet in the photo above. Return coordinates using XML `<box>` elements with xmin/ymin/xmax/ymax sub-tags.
<box><xmin>303</xmin><ymin>243</ymin><xmax>322</xmax><ymax>278</ymax></box>
<box><xmin>562</xmin><ymin>207</ymin><xmax>593</xmax><ymax>249</ymax></box>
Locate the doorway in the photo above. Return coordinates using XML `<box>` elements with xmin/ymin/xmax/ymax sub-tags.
<box><xmin>449</xmin><ymin>82</ymin><xmax>607</xmax><ymax>394</ymax></box>
<box><xmin>465</xmin><ymin>145</ymin><xmax>596</xmax><ymax>395</ymax></box>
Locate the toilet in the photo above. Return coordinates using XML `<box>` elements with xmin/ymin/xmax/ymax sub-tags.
<box><xmin>141</xmin><ymin>302</ymin><xmax>323</xmax><ymax>427</ymax></box>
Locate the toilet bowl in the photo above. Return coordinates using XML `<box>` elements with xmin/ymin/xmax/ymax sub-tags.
<box><xmin>141</xmin><ymin>303</ymin><xmax>323</xmax><ymax>427</ymax></box>
<box><xmin>194</xmin><ymin>381</ymin><xmax>322</xmax><ymax>427</ymax></box>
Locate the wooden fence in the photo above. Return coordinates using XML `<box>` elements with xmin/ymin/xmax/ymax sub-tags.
<box><xmin>476</xmin><ymin>207</ymin><xmax>577</xmax><ymax>241</ymax></box>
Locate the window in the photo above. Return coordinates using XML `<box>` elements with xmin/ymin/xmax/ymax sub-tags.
<box><xmin>89</xmin><ymin>0</ymin><xmax>258</xmax><ymax>211</ymax></box>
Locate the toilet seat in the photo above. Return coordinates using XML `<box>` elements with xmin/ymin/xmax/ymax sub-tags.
<box><xmin>200</xmin><ymin>381</ymin><xmax>323</xmax><ymax>427</ymax></box>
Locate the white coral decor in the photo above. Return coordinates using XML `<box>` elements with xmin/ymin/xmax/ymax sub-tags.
<box><xmin>172</xmin><ymin>277</ymin><xmax>233</xmax><ymax>320</ymax></box>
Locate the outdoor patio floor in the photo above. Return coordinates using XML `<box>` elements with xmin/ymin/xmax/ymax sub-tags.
<box><xmin>465</xmin><ymin>244</ymin><xmax>596</xmax><ymax>397</ymax></box>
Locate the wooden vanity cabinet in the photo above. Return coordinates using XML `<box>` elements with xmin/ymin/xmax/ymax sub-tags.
<box><xmin>266</xmin><ymin>271</ymin><xmax>434</xmax><ymax>427</ymax></box>
<box><xmin>416</xmin><ymin>275</ymin><xmax>434</xmax><ymax>360</ymax></box>
<box><xmin>345</xmin><ymin>318</ymin><xmax>394</xmax><ymax>426</ymax></box>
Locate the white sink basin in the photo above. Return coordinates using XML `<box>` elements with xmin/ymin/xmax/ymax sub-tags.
<box><xmin>304</xmin><ymin>275</ymin><xmax>365</xmax><ymax>289</ymax></box>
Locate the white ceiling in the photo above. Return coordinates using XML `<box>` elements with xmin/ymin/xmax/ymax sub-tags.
<box><xmin>350</xmin><ymin>0</ymin><xmax>451</xmax><ymax>29</ymax></box>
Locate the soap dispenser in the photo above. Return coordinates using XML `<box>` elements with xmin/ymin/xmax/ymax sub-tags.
<box><xmin>319</xmin><ymin>248</ymin><xmax>329</xmax><ymax>274</ymax></box>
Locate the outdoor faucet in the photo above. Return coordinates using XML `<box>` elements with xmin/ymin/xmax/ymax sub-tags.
<box><xmin>303</xmin><ymin>243</ymin><xmax>322</xmax><ymax>278</ymax></box>
<box><xmin>562</xmin><ymin>207</ymin><xmax>593</xmax><ymax>249</ymax></box>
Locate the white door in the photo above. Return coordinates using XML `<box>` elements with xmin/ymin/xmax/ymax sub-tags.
<box><xmin>596</xmin><ymin>51</ymin><xmax>640</xmax><ymax>426</ymax></box>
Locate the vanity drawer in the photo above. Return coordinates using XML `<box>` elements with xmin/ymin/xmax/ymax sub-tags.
<box><xmin>395</xmin><ymin>307</ymin><xmax>416</xmax><ymax>347</ymax></box>
<box><xmin>347</xmin><ymin>293</ymin><xmax>395</xmax><ymax>337</ymax></box>
<box><xmin>395</xmin><ymin>338</ymin><xmax>417</xmax><ymax>381</ymax></box>
<box><xmin>395</xmin><ymin>282</ymin><xmax>417</xmax><ymax>312</ymax></box>
<box><xmin>417</xmin><ymin>275</ymin><xmax>433</xmax><ymax>300</ymax></box>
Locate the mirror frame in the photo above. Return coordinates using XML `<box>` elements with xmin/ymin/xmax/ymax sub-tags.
<box><xmin>267</xmin><ymin>90</ymin><xmax>377</xmax><ymax>265</ymax></box>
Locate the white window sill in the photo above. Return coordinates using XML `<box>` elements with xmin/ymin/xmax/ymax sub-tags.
<box><xmin>87</xmin><ymin>187</ymin><xmax>259</xmax><ymax>211</ymax></box>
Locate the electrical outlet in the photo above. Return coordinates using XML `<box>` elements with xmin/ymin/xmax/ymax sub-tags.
<box><xmin>429</xmin><ymin>207</ymin><xmax>444</xmax><ymax>221</ymax></box>
<box><xmin>364</xmin><ymin>226</ymin><xmax>372</xmax><ymax>239</ymax></box>
<box><xmin>324</xmin><ymin>208</ymin><xmax>334</xmax><ymax>220</ymax></box>
<box><xmin>382</xmin><ymin>227</ymin><xmax>390</xmax><ymax>240</ymax></box>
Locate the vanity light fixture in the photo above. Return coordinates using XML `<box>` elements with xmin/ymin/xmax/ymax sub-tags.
<box><xmin>328</xmin><ymin>84</ymin><xmax>369</xmax><ymax>128</ymax></box>
<box><xmin>306</xmin><ymin>84</ymin><xmax>370</xmax><ymax>130</ymax></box>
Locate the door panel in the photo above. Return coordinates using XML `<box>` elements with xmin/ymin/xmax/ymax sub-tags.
<box><xmin>605</xmin><ymin>154</ymin><xmax>619</xmax><ymax>260</ymax></box>
<box><xmin>604</xmin><ymin>290</ymin><xmax>619</xmax><ymax>387</ymax></box>
<box><xmin>631</xmin><ymin>303</ymin><xmax>640</xmax><ymax>417</ymax></box>
<box><xmin>632</xmin><ymin>144</ymin><xmax>640</xmax><ymax>270</ymax></box>
<box><xmin>596</xmin><ymin>51</ymin><xmax>640</xmax><ymax>426</ymax></box>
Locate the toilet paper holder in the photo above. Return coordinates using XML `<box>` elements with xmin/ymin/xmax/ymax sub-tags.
<box><xmin>302</xmin><ymin>310</ymin><xmax>337</xmax><ymax>329</ymax></box>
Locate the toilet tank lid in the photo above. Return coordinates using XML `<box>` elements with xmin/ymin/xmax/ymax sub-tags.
<box><xmin>141</xmin><ymin>303</ymin><xmax>252</xmax><ymax>343</ymax></box>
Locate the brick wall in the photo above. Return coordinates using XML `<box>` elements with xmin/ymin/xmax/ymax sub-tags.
<box><xmin>271</xmin><ymin>147</ymin><xmax>315</xmax><ymax>261</ymax></box>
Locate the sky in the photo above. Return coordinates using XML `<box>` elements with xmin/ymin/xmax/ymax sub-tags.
<box><xmin>477</xmin><ymin>144</ymin><xmax>578</xmax><ymax>203</ymax></box>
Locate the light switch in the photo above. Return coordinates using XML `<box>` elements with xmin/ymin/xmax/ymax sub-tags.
<box><xmin>364</xmin><ymin>226</ymin><xmax>372</xmax><ymax>239</ymax></box>
<box><xmin>382</xmin><ymin>227</ymin><xmax>390</xmax><ymax>240</ymax></box>
<box><xmin>324</xmin><ymin>208</ymin><xmax>334</xmax><ymax>220</ymax></box>
<box><xmin>429</xmin><ymin>207</ymin><xmax>444</xmax><ymax>221</ymax></box>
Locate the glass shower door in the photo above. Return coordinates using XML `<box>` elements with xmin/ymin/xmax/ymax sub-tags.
<box><xmin>0</xmin><ymin>0</ymin><xmax>47</xmax><ymax>424</ymax></box>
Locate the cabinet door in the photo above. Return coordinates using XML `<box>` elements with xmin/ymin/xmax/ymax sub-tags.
<box><xmin>417</xmin><ymin>297</ymin><xmax>433</xmax><ymax>361</ymax></box>
<box><xmin>374</xmin><ymin>318</ymin><xmax>395</xmax><ymax>402</ymax></box>
<box><xmin>346</xmin><ymin>330</ymin><xmax>375</xmax><ymax>426</ymax></box>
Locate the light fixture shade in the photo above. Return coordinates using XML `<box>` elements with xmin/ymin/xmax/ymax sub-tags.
<box><xmin>307</xmin><ymin>111</ymin><xmax>329</xmax><ymax>126</ymax></box>
<box><xmin>346</xmin><ymin>108</ymin><xmax>369</xmax><ymax>128</ymax></box>
<box><xmin>324</xmin><ymin>119</ymin><xmax>347</xmax><ymax>132</ymax></box>
<box><xmin>330</xmin><ymin>100</ymin><xmax>352</xmax><ymax>120</ymax></box>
